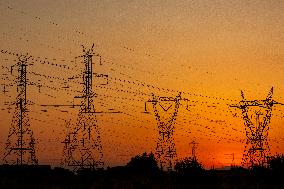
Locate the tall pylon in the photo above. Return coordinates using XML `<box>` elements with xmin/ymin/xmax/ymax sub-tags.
<box><xmin>62</xmin><ymin>44</ymin><xmax>104</xmax><ymax>171</ymax></box>
<box><xmin>230</xmin><ymin>87</ymin><xmax>283</xmax><ymax>168</ymax></box>
<box><xmin>3</xmin><ymin>55</ymin><xmax>38</xmax><ymax>165</ymax></box>
<box><xmin>145</xmin><ymin>92</ymin><xmax>188</xmax><ymax>171</ymax></box>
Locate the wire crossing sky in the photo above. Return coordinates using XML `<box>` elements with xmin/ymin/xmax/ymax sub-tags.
<box><xmin>0</xmin><ymin>0</ymin><xmax>283</xmax><ymax>169</ymax></box>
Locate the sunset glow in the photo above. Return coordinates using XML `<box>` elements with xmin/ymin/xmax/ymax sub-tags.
<box><xmin>0</xmin><ymin>0</ymin><xmax>283</xmax><ymax>169</ymax></box>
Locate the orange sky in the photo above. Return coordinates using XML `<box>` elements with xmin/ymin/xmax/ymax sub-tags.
<box><xmin>0</xmin><ymin>0</ymin><xmax>284</xmax><ymax>169</ymax></box>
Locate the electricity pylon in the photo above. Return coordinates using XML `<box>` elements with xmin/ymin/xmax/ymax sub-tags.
<box><xmin>3</xmin><ymin>55</ymin><xmax>38</xmax><ymax>165</ymax></box>
<box><xmin>230</xmin><ymin>87</ymin><xmax>283</xmax><ymax>168</ymax></box>
<box><xmin>224</xmin><ymin>153</ymin><xmax>235</xmax><ymax>167</ymax></box>
<box><xmin>145</xmin><ymin>92</ymin><xmax>188</xmax><ymax>171</ymax></box>
<box><xmin>60</xmin><ymin>44</ymin><xmax>117</xmax><ymax>171</ymax></box>
<box><xmin>61</xmin><ymin>119</ymin><xmax>71</xmax><ymax>167</ymax></box>
<box><xmin>189</xmin><ymin>140</ymin><xmax>198</xmax><ymax>160</ymax></box>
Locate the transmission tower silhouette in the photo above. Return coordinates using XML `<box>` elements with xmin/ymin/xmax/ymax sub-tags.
<box><xmin>230</xmin><ymin>87</ymin><xmax>283</xmax><ymax>168</ymax></box>
<box><xmin>189</xmin><ymin>140</ymin><xmax>198</xmax><ymax>160</ymax></box>
<box><xmin>145</xmin><ymin>92</ymin><xmax>188</xmax><ymax>171</ymax></box>
<box><xmin>3</xmin><ymin>55</ymin><xmax>38</xmax><ymax>165</ymax></box>
<box><xmin>61</xmin><ymin>119</ymin><xmax>71</xmax><ymax>167</ymax></box>
<box><xmin>224</xmin><ymin>153</ymin><xmax>235</xmax><ymax>167</ymax></box>
<box><xmin>61</xmin><ymin>44</ymin><xmax>109</xmax><ymax>171</ymax></box>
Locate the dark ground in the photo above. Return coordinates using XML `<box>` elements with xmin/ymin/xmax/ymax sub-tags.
<box><xmin>0</xmin><ymin>154</ymin><xmax>283</xmax><ymax>189</ymax></box>
<box><xmin>0</xmin><ymin>165</ymin><xmax>283</xmax><ymax>189</ymax></box>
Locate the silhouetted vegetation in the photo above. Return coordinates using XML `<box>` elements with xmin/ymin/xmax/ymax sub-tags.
<box><xmin>174</xmin><ymin>157</ymin><xmax>204</xmax><ymax>176</ymax></box>
<box><xmin>268</xmin><ymin>154</ymin><xmax>284</xmax><ymax>182</ymax></box>
<box><xmin>268</xmin><ymin>154</ymin><xmax>284</xmax><ymax>172</ymax></box>
<box><xmin>174</xmin><ymin>157</ymin><xmax>206</xmax><ymax>188</ymax></box>
<box><xmin>0</xmin><ymin>154</ymin><xmax>284</xmax><ymax>188</ymax></box>
<box><xmin>126</xmin><ymin>152</ymin><xmax>159</xmax><ymax>175</ymax></box>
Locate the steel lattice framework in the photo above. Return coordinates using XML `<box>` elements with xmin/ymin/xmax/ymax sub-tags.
<box><xmin>3</xmin><ymin>55</ymin><xmax>38</xmax><ymax>165</ymax></box>
<box><xmin>145</xmin><ymin>92</ymin><xmax>188</xmax><ymax>171</ymax></box>
<box><xmin>189</xmin><ymin>140</ymin><xmax>198</xmax><ymax>160</ymax></box>
<box><xmin>61</xmin><ymin>45</ymin><xmax>104</xmax><ymax>171</ymax></box>
<box><xmin>231</xmin><ymin>87</ymin><xmax>283</xmax><ymax>168</ymax></box>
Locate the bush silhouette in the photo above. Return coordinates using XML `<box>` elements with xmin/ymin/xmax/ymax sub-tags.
<box><xmin>268</xmin><ymin>154</ymin><xmax>284</xmax><ymax>180</ymax></box>
<box><xmin>174</xmin><ymin>157</ymin><xmax>204</xmax><ymax>176</ymax></box>
<box><xmin>268</xmin><ymin>154</ymin><xmax>284</xmax><ymax>171</ymax></box>
<box><xmin>127</xmin><ymin>152</ymin><xmax>159</xmax><ymax>175</ymax></box>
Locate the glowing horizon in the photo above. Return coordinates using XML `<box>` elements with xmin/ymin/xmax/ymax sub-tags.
<box><xmin>0</xmin><ymin>0</ymin><xmax>283</xmax><ymax>169</ymax></box>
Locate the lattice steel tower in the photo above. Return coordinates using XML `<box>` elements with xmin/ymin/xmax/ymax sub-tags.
<box><xmin>189</xmin><ymin>140</ymin><xmax>198</xmax><ymax>160</ymax></box>
<box><xmin>145</xmin><ymin>92</ymin><xmax>183</xmax><ymax>171</ymax></box>
<box><xmin>3</xmin><ymin>55</ymin><xmax>38</xmax><ymax>165</ymax></box>
<box><xmin>62</xmin><ymin>45</ymin><xmax>103</xmax><ymax>171</ymax></box>
<box><xmin>231</xmin><ymin>87</ymin><xmax>283</xmax><ymax>168</ymax></box>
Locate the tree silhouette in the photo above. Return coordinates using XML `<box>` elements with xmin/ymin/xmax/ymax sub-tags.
<box><xmin>174</xmin><ymin>157</ymin><xmax>204</xmax><ymax>176</ymax></box>
<box><xmin>127</xmin><ymin>152</ymin><xmax>159</xmax><ymax>175</ymax></box>
<box><xmin>268</xmin><ymin>154</ymin><xmax>284</xmax><ymax>178</ymax></box>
